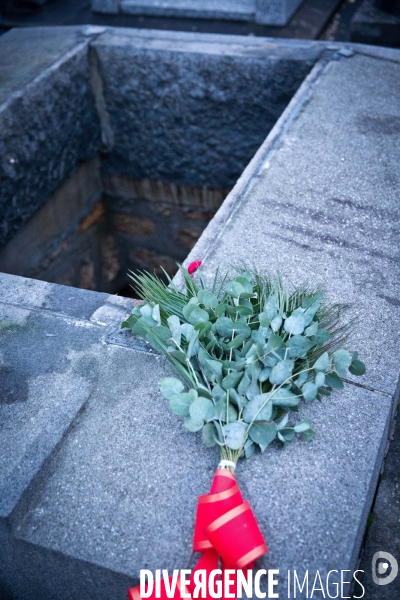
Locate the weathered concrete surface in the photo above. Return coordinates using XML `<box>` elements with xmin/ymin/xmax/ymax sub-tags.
<box><xmin>93</xmin><ymin>0</ymin><xmax>306</xmax><ymax>25</ymax></box>
<box><xmin>92</xmin><ymin>29</ymin><xmax>322</xmax><ymax>187</ymax></box>
<box><xmin>0</xmin><ymin>27</ymin><xmax>102</xmax><ymax>247</ymax></box>
<box><xmin>120</xmin><ymin>0</ymin><xmax>254</xmax><ymax>21</ymax></box>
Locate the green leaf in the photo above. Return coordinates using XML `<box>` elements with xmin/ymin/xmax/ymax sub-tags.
<box><xmin>223</xmin><ymin>422</ymin><xmax>247</xmax><ymax>450</ymax></box>
<box><xmin>229</xmin><ymin>388</ymin><xmax>247</xmax><ymax>409</ymax></box>
<box><xmin>225</xmin><ymin>281</ymin><xmax>244</xmax><ymax>298</ymax></box>
<box><xmin>159</xmin><ymin>377</ymin><xmax>184</xmax><ymax>400</ymax></box>
<box><xmin>198</xmin><ymin>290</ymin><xmax>219</xmax><ymax>309</ymax></box>
<box><xmin>213</xmin><ymin>399</ymin><xmax>237</xmax><ymax>422</ymax></box>
<box><xmin>271</xmin><ymin>389</ymin><xmax>299</xmax><ymax>408</ymax></box>
<box><xmin>269</xmin><ymin>360</ymin><xmax>294</xmax><ymax>385</ymax></box>
<box><xmin>206</xmin><ymin>359</ymin><xmax>223</xmax><ymax>377</ymax></box>
<box><xmin>259</xmin><ymin>367</ymin><xmax>271</xmax><ymax>383</ymax></box>
<box><xmin>235</xmin><ymin>277</ymin><xmax>253</xmax><ymax>293</ymax></box>
<box><xmin>305</xmin><ymin>321</ymin><xmax>318</xmax><ymax>336</ymax></box>
<box><xmin>264</xmin><ymin>295</ymin><xmax>278</xmax><ymax>320</ymax></box>
<box><xmin>314</xmin><ymin>352</ymin><xmax>329</xmax><ymax>371</ymax></box>
<box><xmin>302</xmin><ymin>429</ymin><xmax>316</xmax><ymax>441</ymax></box>
<box><xmin>132</xmin><ymin>315</ymin><xmax>158</xmax><ymax>337</ymax></box>
<box><xmin>303</xmin><ymin>292</ymin><xmax>323</xmax><ymax>324</ymax></box>
<box><xmin>318</xmin><ymin>387</ymin><xmax>331</xmax><ymax>396</ymax></box>
<box><xmin>284</xmin><ymin>309</ymin><xmax>306</xmax><ymax>335</ymax></box>
<box><xmin>315</xmin><ymin>371</ymin><xmax>325</xmax><ymax>388</ymax></box>
<box><xmin>325</xmin><ymin>372</ymin><xmax>344</xmax><ymax>389</ymax></box>
<box><xmin>169</xmin><ymin>389</ymin><xmax>197</xmax><ymax>416</ymax></box>
<box><xmin>285</xmin><ymin>335</ymin><xmax>313</xmax><ymax>359</ymax></box>
<box><xmin>184</xmin><ymin>415</ymin><xmax>204</xmax><ymax>432</ymax></box>
<box><xmin>186</xmin><ymin>331</ymin><xmax>199</xmax><ymax>359</ymax></box>
<box><xmin>267</xmin><ymin>334</ymin><xmax>284</xmax><ymax>351</ymax></box>
<box><xmin>244</xmin><ymin>441</ymin><xmax>256</xmax><ymax>459</ymax></box>
<box><xmin>270</xmin><ymin>315</ymin><xmax>283</xmax><ymax>333</ymax></box>
<box><xmin>190</xmin><ymin>397</ymin><xmax>214</xmax><ymax>422</ymax></box>
<box><xmin>186</xmin><ymin>307</ymin><xmax>210</xmax><ymax>326</ymax></box>
<box><xmin>151</xmin><ymin>304</ymin><xmax>160</xmax><ymax>325</ymax></box>
<box><xmin>152</xmin><ymin>325</ymin><xmax>172</xmax><ymax>342</ymax></box>
<box><xmin>221</xmin><ymin>371</ymin><xmax>243</xmax><ymax>391</ymax></box>
<box><xmin>169</xmin><ymin>350</ymin><xmax>187</xmax><ymax>364</ymax></box>
<box><xmin>259</xmin><ymin>312</ymin><xmax>271</xmax><ymax>327</ymax></box>
<box><xmin>238</xmin><ymin>372</ymin><xmax>251</xmax><ymax>395</ymax></box>
<box><xmin>311</xmin><ymin>329</ymin><xmax>331</xmax><ymax>345</ymax></box>
<box><xmin>249</xmin><ymin>421</ymin><xmax>277</xmax><ymax>451</ymax></box>
<box><xmin>349</xmin><ymin>359</ymin><xmax>366</xmax><ymax>377</ymax></box>
<box><xmin>211</xmin><ymin>384</ymin><xmax>226</xmax><ymax>401</ymax></box>
<box><xmin>214</xmin><ymin>304</ymin><xmax>227</xmax><ymax>317</ymax></box>
<box><xmin>278</xmin><ymin>427</ymin><xmax>295</xmax><ymax>441</ymax></box>
<box><xmin>243</xmin><ymin>393</ymin><xmax>273</xmax><ymax>422</ymax></box>
<box><xmin>302</xmin><ymin>382</ymin><xmax>318</xmax><ymax>402</ymax></box>
<box><xmin>215</xmin><ymin>317</ymin><xmax>235</xmax><ymax>338</ymax></box>
<box><xmin>227</xmin><ymin>333</ymin><xmax>247</xmax><ymax>350</ymax></box>
<box><xmin>202</xmin><ymin>423</ymin><xmax>217</xmax><ymax>447</ymax></box>
<box><xmin>167</xmin><ymin>315</ymin><xmax>181</xmax><ymax>346</ymax></box>
<box><xmin>294</xmin><ymin>419</ymin><xmax>311</xmax><ymax>433</ymax></box>
<box><xmin>180</xmin><ymin>323</ymin><xmax>194</xmax><ymax>340</ymax></box>
<box><xmin>333</xmin><ymin>350</ymin><xmax>351</xmax><ymax>377</ymax></box>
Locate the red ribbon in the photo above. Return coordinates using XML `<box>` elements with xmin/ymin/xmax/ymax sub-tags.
<box><xmin>128</xmin><ymin>469</ymin><xmax>267</xmax><ymax>600</ymax></box>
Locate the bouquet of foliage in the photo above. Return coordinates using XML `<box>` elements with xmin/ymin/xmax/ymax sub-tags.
<box><xmin>124</xmin><ymin>265</ymin><xmax>365</xmax><ymax>599</ymax></box>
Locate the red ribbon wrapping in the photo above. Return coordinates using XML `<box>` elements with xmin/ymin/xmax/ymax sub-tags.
<box><xmin>128</xmin><ymin>469</ymin><xmax>267</xmax><ymax>600</ymax></box>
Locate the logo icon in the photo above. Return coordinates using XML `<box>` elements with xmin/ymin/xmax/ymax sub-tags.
<box><xmin>372</xmin><ymin>552</ymin><xmax>398</xmax><ymax>586</ymax></box>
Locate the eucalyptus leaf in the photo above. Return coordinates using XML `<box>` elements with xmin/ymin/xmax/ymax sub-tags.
<box><xmin>229</xmin><ymin>388</ymin><xmax>247</xmax><ymax>409</ymax></box>
<box><xmin>333</xmin><ymin>350</ymin><xmax>352</xmax><ymax>377</ymax></box>
<box><xmin>225</xmin><ymin>281</ymin><xmax>244</xmax><ymax>298</ymax></box>
<box><xmin>202</xmin><ymin>423</ymin><xmax>217</xmax><ymax>447</ymax></box>
<box><xmin>223</xmin><ymin>422</ymin><xmax>247</xmax><ymax>450</ymax></box>
<box><xmin>269</xmin><ymin>360</ymin><xmax>294</xmax><ymax>385</ymax></box>
<box><xmin>152</xmin><ymin>304</ymin><xmax>161</xmax><ymax>326</ymax></box>
<box><xmin>314</xmin><ymin>352</ymin><xmax>329</xmax><ymax>372</ymax></box>
<box><xmin>315</xmin><ymin>372</ymin><xmax>325</xmax><ymax>388</ymax></box>
<box><xmin>278</xmin><ymin>427</ymin><xmax>295</xmax><ymax>441</ymax></box>
<box><xmin>249</xmin><ymin>421</ymin><xmax>277</xmax><ymax>451</ymax></box>
<box><xmin>187</xmin><ymin>307</ymin><xmax>210</xmax><ymax>326</ymax></box>
<box><xmin>190</xmin><ymin>397</ymin><xmax>214</xmax><ymax>422</ymax></box>
<box><xmin>270</xmin><ymin>388</ymin><xmax>299</xmax><ymax>408</ymax></box>
<box><xmin>159</xmin><ymin>377</ymin><xmax>184</xmax><ymax>400</ymax></box>
<box><xmin>302</xmin><ymin>382</ymin><xmax>318</xmax><ymax>402</ymax></box>
<box><xmin>294</xmin><ymin>419</ymin><xmax>311</xmax><ymax>433</ymax></box>
<box><xmin>264</xmin><ymin>295</ymin><xmax>278</xmax><ymax>320</ymax></box>
<box><xmin>243</xmin><ymin>393</ymin><xmax>274</xmax><ymax>422</ymax></box>
<box><xmin>167</xmin><ymin>315</ymin><xmax>181</xmax><ymax>346</ymax></box>
<box><xmin>270</xmin><ymin>315</ymin><xmax>283</xmax><ymax>333</ymax></box>
<box><xmin>349</xmin><ymin>359</ymin><xmax>366</xmax><ymax>376</ymax></box>
<box><xmin>285</xmin><ymin>335</ymin><xmax>313</xmax><ymax>359</ymax></box>
<box><xmin>284</xmin><ymin>309</ymin><xmax>306</xmax><ymax>335</ymax></box>
<box><xmin>184</xmin><ymin>415</ymin><xmax>204</xmax><ymax>432</ymax></box>
<box><xmin>325</xmin><ymin>372</ymin><xmax>344</xmax><ymax>389</ymax></box>
<box><xmin>302</xmin><ymin>429</ymin><xmax>316</xmax><ymax>441</ymax></box>
<box><xmin>221</xmin><ymin>371</ymin><xmax>244</xmax><ymax>391</ymax></box>
<box><xmin>169</xmin><ymin>389</ymin><xmax>197</xmax><ymax>416</ymax></box>
<box><xmin>267</xmin><ymin>334</ymin><xmax>284</xmax><ymax>352</ymax></box>
<box><xmin>305</xmin><ymin>320</ymin><xmax>318</xmax><ymax>336</ymax></box>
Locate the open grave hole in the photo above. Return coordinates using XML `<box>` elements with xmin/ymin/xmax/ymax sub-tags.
<box><xmin>0</xmin><ymin>28</ymin><xmax>321</xmax><ymax>298</ymax></box>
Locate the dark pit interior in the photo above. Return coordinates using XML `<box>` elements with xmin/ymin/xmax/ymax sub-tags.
<box><xmin>0</xmin><ymin>28</ymin><xmax>318</xmax><ymax>297</ymax></box>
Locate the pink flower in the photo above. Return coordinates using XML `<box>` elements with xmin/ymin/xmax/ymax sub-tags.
<box><xmin>188</xmin><ymin>261</ymin><xmax>202</xmax><ymax>278</ymax></box>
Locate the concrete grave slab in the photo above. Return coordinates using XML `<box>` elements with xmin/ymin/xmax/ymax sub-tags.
<box><xmin>92</xmin><ymin>0</ymin><xmax>306</xmax><ymax>25</ymax></box>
